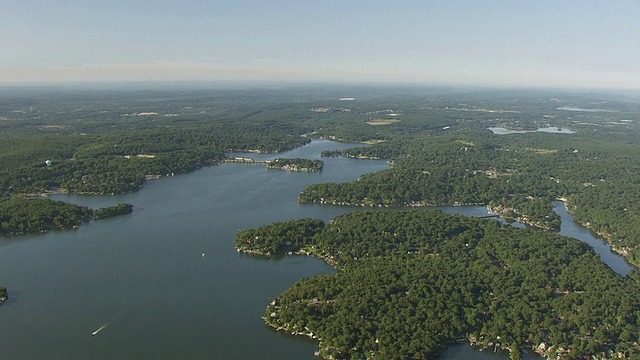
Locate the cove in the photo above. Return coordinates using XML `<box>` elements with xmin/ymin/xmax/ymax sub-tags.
<box><xmin>0</xmin><ymin>139</ymin><xmax>631</xmax><ymax>359</ymax></box>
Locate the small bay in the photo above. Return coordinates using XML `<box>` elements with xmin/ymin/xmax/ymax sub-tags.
<box><xmin>0</xmin><ymin>139</ymin><xmax>631</xmax><ymax>359</ymax></box>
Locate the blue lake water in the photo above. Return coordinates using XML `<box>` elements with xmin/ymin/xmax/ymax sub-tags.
<box><xmin>488</xmin><ymin>127</ymin><xmax>575</xmax><ymax>135</ymax></box>
<box><xmin>0</xmin><ymin>139</ymin><xmax>632</xmax><ymax>359</ymax></box>
<box><xmin>556</xmin><ymin>106</ymin><xmax>612</xmax><ymax>112</ymax></box>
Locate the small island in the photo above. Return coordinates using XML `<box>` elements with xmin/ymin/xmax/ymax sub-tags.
<box><xmin>0</xmin><ymin>286</ymin><xmax>7</xmax><ymax>305</ymax></box>
<box><xmin>267</xmin><ymin>158</ymin><xmax>323</xmax><ymax>172</ymax></box>
<box><xmin>0</xmin><ymin>197</ymin><xmax>134</xmax><ymax>236</ymax></box>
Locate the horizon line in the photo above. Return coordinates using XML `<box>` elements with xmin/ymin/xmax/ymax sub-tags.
<box><xmin>1</xmin><ymin>79</ymin><xmax>639</xmax><ymax>94</ymax></box>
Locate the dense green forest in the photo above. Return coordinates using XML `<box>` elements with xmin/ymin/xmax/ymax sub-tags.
<box><xmin>0</xmin><ymin>197</ymin><xmax>132</xmax><ymax>235</ymax></box>
<box><xmin>237</xmin><ymin>210</ymin><xmax>640</xmax><ymax>360</ymax></box>
<box><xmin>2</xmin><ymin>86</ymin><xmax>640</xmax><ymax>357</ymax></box>
<box><xmin>0</xmin><ymin>125</ymin><xmax>310</xmax><ymax>195</ymax></box>
<box><xmin>306</xmin><ymin>133</ymin><xmax>571</xmax><ymax>229</ymax></box>
<box><xmin>302</xmin><ymin>127</ymin><xmax>640</xmax><ymax>265</ymax></box>
<box><xmin>297</xmin><ymin>93</ymin><xmax>640</xmax><ymax>266</ymax></box>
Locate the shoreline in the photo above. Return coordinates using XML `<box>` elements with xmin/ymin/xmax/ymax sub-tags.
<box><xmin>559</xmin><ymin>199</ymin><xmax>639</xmax><ymax>269</ymax></box>
<box><xmin>300</xmin><ymin>198</ymin><xmax>557</xmax><ymax>230</ymax></box>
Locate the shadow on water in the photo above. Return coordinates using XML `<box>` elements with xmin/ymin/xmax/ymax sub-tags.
<box><xmin>0</xmin><ymin>227</ymin><xmax>70</xmax><ymax>248</ymax></box>
<box><xmin>265</xmin><ymin>325</ymin><xmax>321</xmax><ymax>348</ymax></box>
<box><xmin>441</xmin><ymin>343</ymin><xmax>540</xmax><ymax>360</ymax></box>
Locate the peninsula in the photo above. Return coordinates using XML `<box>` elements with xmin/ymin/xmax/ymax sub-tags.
<box><xmin>0</xmin><ymin>198</ymin><xmax>133</xmax><ymax>236</ymax></box>
<box><xmin>237</xmin><ymin>210</ymin><xmax>640</xmax><ymax>360</ymax></box>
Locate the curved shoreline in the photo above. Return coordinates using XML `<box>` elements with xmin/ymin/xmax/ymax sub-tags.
<box><xmin>560</xmin><ymin>199</ymin><xmax>639</xmax><ymax>269</ymax></box>
<box><xmin>300</xmin><ymin>198</ymin><xmax>557</xmax><ymax>230</ymax></box>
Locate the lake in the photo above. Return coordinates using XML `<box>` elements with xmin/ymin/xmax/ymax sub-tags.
<box><xmin>556</xmin><ymin>106</ymin><xmax>612</xmax><ymax>112</ymax></box>
<box><xmin>488</xmin><ymin>127</ymin><xmax>575</xmax><ymax>135</ymax></box>
<box><xmin>0</xmin><ymin>139</ymin><xmax>631</xmax><ymax>359</ymax></box>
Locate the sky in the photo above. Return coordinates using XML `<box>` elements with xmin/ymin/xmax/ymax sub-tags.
<box><xmin>2</xmin><ymin>0</ymin><xmax>639</xmax><ymax>89</ymax></box>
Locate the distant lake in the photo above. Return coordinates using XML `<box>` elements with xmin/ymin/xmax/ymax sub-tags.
<box><xmin>0</xmin><ymin>139</ymin><xmax>630</xmax><ymax>360</ymax></box>
<box><xmin>556</xmin><ymin>106</ymin><xmax>612</xmax><ymax>112</ymax></box>
<box><xmin>488</xmin><ymin>127</ymin><xmax>575</xmax><ymax>135</ymax></box>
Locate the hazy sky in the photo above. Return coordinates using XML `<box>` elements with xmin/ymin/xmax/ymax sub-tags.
<box><xmin>2</xmin><ymin>0</ymin><xmax>639</xmax><ymax>89</ymax></box>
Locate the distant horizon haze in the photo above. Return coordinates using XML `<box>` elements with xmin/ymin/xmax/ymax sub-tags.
<box><xmin>2</xmin><ymin>1</ymin><xmax>639</xmax><ymax>90</ymax></box>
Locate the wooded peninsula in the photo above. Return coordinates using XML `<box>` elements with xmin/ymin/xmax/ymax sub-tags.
<box><xmin>237</xmin><ymin>211</ymin><xmax>640</xmax><ymax>359</ymax></box>
<box><xmin>0</xmin><ymin>198</ymin><xmax>133</xmax><ymax>235</ymax></box>
<box><xmin>1</xmin><ymin>85</ymin><xmax>640</xmax><ymax>357</ymax></box>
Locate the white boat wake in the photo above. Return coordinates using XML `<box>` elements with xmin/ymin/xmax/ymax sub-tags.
<box><xmin>91</xmin><ymin>323</ymin><xmax>109</xmax><ymax>336</ymax></box>
<box><xmin>91</xmin><ymin>305</ymin><xmax>133</xmax><ymax>336</ymax></box>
